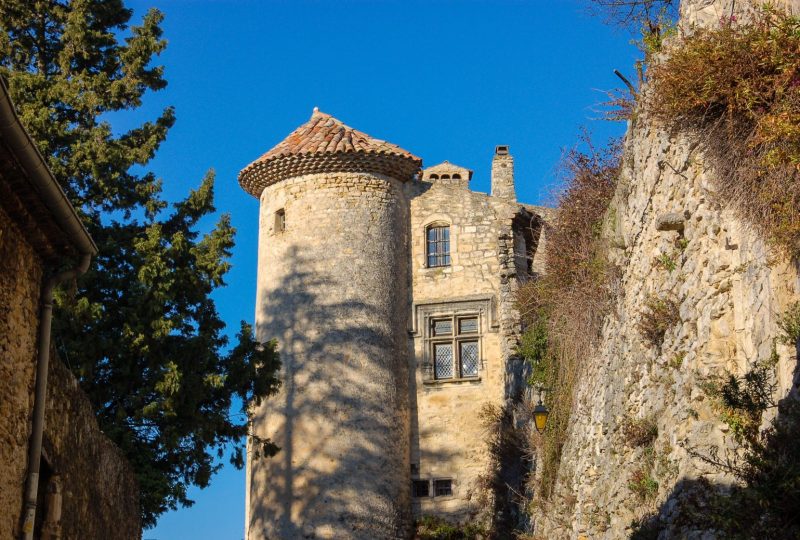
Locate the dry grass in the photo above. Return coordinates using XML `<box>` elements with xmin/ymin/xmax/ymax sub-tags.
<box><xmin>648</xmin><ymin>6</ymin><xmax>800</xmax><ymax>258</ymax></box>
<box><xmin>622</xmin><ymin>415</ymin><xmax>659</xmax><ymax>447</ymax></box>
<box><xmin>517</xmin><ymin>138</ymin><xmax>620</xmax><ymax>502</ymax></box>
<box><xmin>637</xmin><ymin>294</ymin><xmax>680</xmax><ymax>348</ymax></box>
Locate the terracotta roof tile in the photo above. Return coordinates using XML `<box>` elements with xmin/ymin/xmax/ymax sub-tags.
<box><xmin>238</xmin><ymin>109</ymin><xmax>422</xmax><ymax>197</ymax></box>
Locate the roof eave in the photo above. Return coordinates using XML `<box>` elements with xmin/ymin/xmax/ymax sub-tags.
<box><xmin>0</xmin><ymin>77</ymin><xmax>97</xmax><ymax>256</ymax></box>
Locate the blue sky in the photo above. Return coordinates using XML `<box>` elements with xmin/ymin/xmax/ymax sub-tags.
<box><xmin>128</xmin><ymin>1</ymin><xmax>641</xmax><ymax>538</ymax></box>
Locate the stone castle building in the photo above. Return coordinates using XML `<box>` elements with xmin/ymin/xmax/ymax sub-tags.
<box><xmin>239</xmin><ymin>109</ymin><xmax>547</xmax><ymax>539</ymax></box>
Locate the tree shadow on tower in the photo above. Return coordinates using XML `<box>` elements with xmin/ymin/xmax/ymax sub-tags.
<box><xmin>248</xmin><ymin>244</ymin><xmax>452</xmax><ymax>539</ymax></box>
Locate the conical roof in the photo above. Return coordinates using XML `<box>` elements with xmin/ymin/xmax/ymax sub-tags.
<box><xmin>239</xmin><ymin>109</ymin><xmax>422</xmax><ymax>197</ymax></box>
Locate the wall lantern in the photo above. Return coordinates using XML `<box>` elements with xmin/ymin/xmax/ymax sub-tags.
<box><xmin>532</xmin><ymin>386</ymin><xmax>550</xmax><ymax>434</ymax></box>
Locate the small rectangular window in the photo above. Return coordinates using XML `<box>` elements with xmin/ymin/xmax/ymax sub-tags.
<box><xmin>412</xmin><ymin>480</ymin><xmax>430</xmax><ymax>498</ymax></box>
<box><xmin>275</xmin><ymin>209</ymin><xmax>286</xmax><ymax>232</ymax></box>
<box><xmin>433</xmin><ymin>479</ymin><xmax>452</xmax><ymax>497</ymax></box>
<box><xmin>458</xmin><ymin>317</ymin><xmax>478</xmax><ymax>334</ymax></box>
<box><xmin>432</xmin><ymin>319</ymin><xmax>452</xmax><ymax>336</ymax></box>
<box><xmin>426</xmin><ymin>225</ymin><xmax>450</xmax><ymax>267</ymax></box>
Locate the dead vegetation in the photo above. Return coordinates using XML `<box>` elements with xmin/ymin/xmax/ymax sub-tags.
<box><xmin>622</xmin><ymin>415</ymin><xmax>659</xmax><ymax>448</ymax></box>
<box><xmin>648</xmin><ymin>6</ymin><xmax>800</xmax><ymax>259</ymax></box>
<box><xmin>586</xmin><ymin>0</ymin><xmax>677</xmax><ymax>30</ymax></box>
<box><xmin>516</xmin><ymin>137</ymin><xmax>620</xmax><ymax>505</ymax></box>
<box><xmin>637</xmin><ymin>294</ymin><xmax>680</xmax><ymax>348</ymax></box>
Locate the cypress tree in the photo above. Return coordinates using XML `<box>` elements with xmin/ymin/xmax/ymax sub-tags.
<box><xmin>0</xmin><ymin>1</ymin><xmax>280</xmax><ymax>526</ymax></box>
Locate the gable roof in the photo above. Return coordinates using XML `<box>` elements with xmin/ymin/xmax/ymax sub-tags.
<box><xmin>239</xmin><ymin>109</ymin><xmax>422</xmax><ymax>197</ymax></box>
<box><xmin>422</xmin><ymin>161</ymin><xmax>473</xmax><ymax>181</ymax></box>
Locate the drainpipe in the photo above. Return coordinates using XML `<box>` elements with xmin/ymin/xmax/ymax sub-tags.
<box><xmin>20</xmin><ymin>253</ymin><xmax>92</xmax><ymax>540</ymax></box>
<box><xmin>0</xmin><ymin>76</ymin><xmax>97</xmax><ymax>540</ymax></box>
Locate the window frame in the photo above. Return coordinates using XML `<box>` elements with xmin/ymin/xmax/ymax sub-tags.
<box><xmin>411</xmin><ymin>478</ymin><xmax>455</xmax><ymax>499</ymax></box>
<box><xmin>425</xmin><ymin>223</ymin><xmax>451</xmax><ymax>268</ymax></box>
<box><xmin>428</xmin><ymin>313</ymin><xmax>482</xmax><ymax>381</ymax></box>
<box><xmin>433</xmin><ymin>478</ymin><xmax>453</xmax><ymax>498</ymax></box>
<box><xmin>412</xmin><ymin>479</ymin><xmax>430</xmax><ymax>498</ymax></box>
<box><xmin>274</xmin><ymin>208</ymin><xmax>286</xmax><ymax>233</ymax></box>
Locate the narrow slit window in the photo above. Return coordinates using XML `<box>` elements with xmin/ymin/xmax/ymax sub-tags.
<box><xmin>426</xmin><ymin>225</ymin><xmax>450</xmax><ymax>267</ymax></box>
<box><xmin>275</xmin><ymin>209</ymin><xmax>286</xmax><ymax>233</ymax></box>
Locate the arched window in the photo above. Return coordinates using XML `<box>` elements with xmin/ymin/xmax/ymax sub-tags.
<box><xmin>452</xmin><ymin>174</ymin><xmax>461</xmax><ymax>180</ymax></box>
<box><xmin>441</xmin><ymin>174</ymin><xmax>450</xmax><ymax>180</ymax></box>
<box><xmin>426</xmin><ymin>224</ymin><xmax>450</xmax><ymax>267</ymax></box>
<box><xmin>430</xmin><ymin>174</ymin><xmax>439</xmax><ymax>180</ymax></box>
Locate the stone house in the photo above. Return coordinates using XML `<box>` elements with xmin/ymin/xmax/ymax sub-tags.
<box><xmin>0</xmin><ymin>80</ymin><xmax>140</xmax><ymax>539</ymax></box>
<box><xmin>240</xmin><ymin>109</ymin><xmax>547</xmax><ymax>539</ymax></box>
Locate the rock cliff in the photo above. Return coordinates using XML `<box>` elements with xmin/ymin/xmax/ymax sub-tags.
<box><xmin>531</xmin><ymin>1</ymin><xmax>800</xmax><ymax>537</ymax></box>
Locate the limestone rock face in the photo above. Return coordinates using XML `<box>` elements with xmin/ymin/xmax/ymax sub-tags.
<box><xmin>531</xmin><ymin>3</ymin><xmax>800</xmax><ymax>536</ymax></box>
<box><xmin>533</xmin><ymin>109</ymin><xmax>798</xmax><ymax>539</ymax></box>
<box><xmin>680</xmin><ymin>0</ymin><xmax>799</xmax><ymax>28</ymax></box>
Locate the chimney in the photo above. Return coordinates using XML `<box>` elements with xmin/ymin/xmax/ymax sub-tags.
<box><xmin>491</xmin><ymin>145</ymin><xmax>516</xmax><ymax>201</ymax></box>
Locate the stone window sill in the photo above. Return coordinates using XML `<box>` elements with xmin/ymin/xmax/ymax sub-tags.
<box><xmin>423</xmin><ymin>377</ymin><xmax>481</xmax><ymax>386</ymax></box>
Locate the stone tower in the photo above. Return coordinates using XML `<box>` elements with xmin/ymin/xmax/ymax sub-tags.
<box><xmin>239</xmin><ymin>109</ymin><xmax>421</xmax><ymax>539</ymax></box>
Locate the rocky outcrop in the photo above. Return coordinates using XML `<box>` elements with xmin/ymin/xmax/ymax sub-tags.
<box><xmin>531</xmin><ymin>2</ymin><xmax>800</xmax><ymax>537</ymax></box>
<box><xmin>533</xmin><ymin>110</ymin><xmax>798</xmax><ymax>539</ymax></box>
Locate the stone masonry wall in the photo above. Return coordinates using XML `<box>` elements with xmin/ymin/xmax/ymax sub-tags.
<box><xmin>0</xmin><ymin>203</ymin><xmax>42</xmax><ymax>539</ymax></box>
<box><xmin>42</xmin><ymin>353</ymin><xmax>141</xmax><ymax>540</ymax></box>
<box><xmin>248</xmin><ymin>171</ymin><xmax>411</xmax><ymax>539</ymax></box>
<box><xmin>406</xmin><ymin>175</ymin><xmax>533</xmax><ymax>522</ymax></box>
<box><xmin>531</xmin><ymin>3</ymin><xmax>800</xmax><ymax>530</ymax></box>
<box><xmin>534</xmin><ymin>114</ymin><xmax>799</xmax><ymax>540</ymax></box>
<box><xmin>0</xmin><ymin>203</ymin><xmax>140</xmax><ymax>539</ymax></box>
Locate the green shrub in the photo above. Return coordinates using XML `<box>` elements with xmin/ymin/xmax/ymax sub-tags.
<box><xmin>702</xmin><ymin>351</ymin><xmax>777</xmax><ymax>444</ymax></box>
<box><xmin>668</xmin><ymin>351</ymin><xmax>685</xmax><ymax>369</ymax></box>
<box><xmin>518</xmin><ymin>317</ymin><xmax>549</xmax><ymax>387</ymax></box>
<box><xmin>415</xmin><ymin>515</ymin><xmax>485</xmax><ymax>540</ymax></box>
<box><xmin>516</xmin><ymin>137</ymin><xmax>620</xmax><ymax>503</ymax></box>
<box><xmin>654</xmin><ymin>251</ymin><xmax>677</xmax><ymax>272</ymax></box>
<box><xmin>638</xmin><ymin>8</ymin><xmax>677</xmax><ymax>61</ymax></box>
<box><xmin>629</xmin><ymin>468</ymin><xmax>659</xmax><ymax>500</ymax></box>
<box><xmin>778</xmin><ymin>301</ymin><xmax>800</xmax><ymax>345</ymax></box>
<box><xmin>688</xmin><ymin>400</ymin><xmax>800</xmax><ymax>538</ymax></box>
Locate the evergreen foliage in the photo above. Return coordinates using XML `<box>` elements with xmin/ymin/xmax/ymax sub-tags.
<box><xmin>0</xmin><ymin>0</ymin><xmax>281</xmax><ymax>526</ymax></box>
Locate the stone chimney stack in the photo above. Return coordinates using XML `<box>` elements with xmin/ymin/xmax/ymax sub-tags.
<box><xmin>491</xmin><ymin>145</ymin><xmax>516</xmax><ymax>201</ymax></box>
